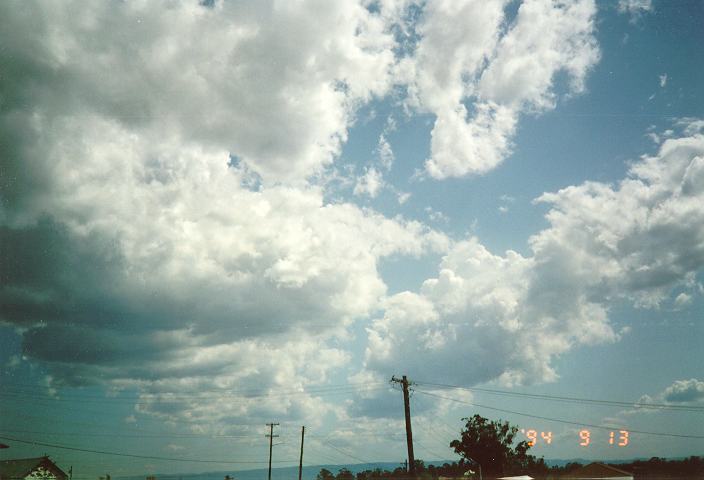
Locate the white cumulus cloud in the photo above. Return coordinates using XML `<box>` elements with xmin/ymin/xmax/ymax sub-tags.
<box><xmin>359</xmin><ymin>122</ymin><xmax>704</xmax><ymax>389</ymax></box>
<box><xmin>0</xmin><ymin>0</ymin><xmax>397</xmax><ymax>184</ymax></box>
<box><xmin>402</xmin><ymin>0</ymin><xmax>599</xmax><ymax>179</ymax></box>
<box><xmin>631</xmin><ymin>378</ymin><xmax>704</xmax><ymax>415</ymax></box>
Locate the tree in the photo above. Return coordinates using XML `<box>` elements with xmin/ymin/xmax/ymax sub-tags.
<box><xmin>336</xmin><ymin>468</ymin><xmax>355</xmax><ymax>480</ymax></box>
<box><xmin>317</xmin><ymin>469</ymin><xmax>335</xmax><ymax>480</ymax></box>
<box><xmin>450</xmin><ymin>414</ymin><xmax>540</xmax><ymax>476</ymax></box>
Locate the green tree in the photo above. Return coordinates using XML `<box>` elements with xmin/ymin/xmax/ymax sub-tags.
<box><xmin>317</xmin><ymin>468</ymin><xmax>335</xmax><ymax>480</ymax></box>
<box><xmin>336</xmin><ymin>468</ymin><xmax>355</xmax><ymax>480</ymax></box>
<box><xmin>450</xmin><ymin>414</ymin><xmax>538</xmax><ymax>476</ymax></box>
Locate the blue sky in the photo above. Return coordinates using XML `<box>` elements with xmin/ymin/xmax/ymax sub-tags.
<box><xmin>1</xmin><ymin>0</ymin><xmax>703</xmax><ymax>477</ymax></box>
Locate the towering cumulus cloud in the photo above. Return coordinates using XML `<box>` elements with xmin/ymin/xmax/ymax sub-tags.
<box><xmin>0</xmin><ymin>116</ymin><xmax>447</xmax><ymax>423</ymax></box>
<box><xmin>0</xmin><ymin>0</ymin><xmax>396</xmax><ymax>186</ymax></box>
<box><xmin>0</xmin><ymin>0</ymin><xmax>445</xmax><ymax>426</ymax></box>
<box><xmin>362</xmin><ymin>122</ymin><xmax>704</xmax><ymax>387</ymax></box>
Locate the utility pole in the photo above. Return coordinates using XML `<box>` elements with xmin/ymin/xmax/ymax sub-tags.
<box><xmin>298</xmin><ymin>426</ymin><xmax>305</xmax><ymax>480</ymax></box>
<box><xmin>266</xmin><ymin>422</ymin><xmax>279</xmax><ymax>480</ymax></box>
<box><xmin>391</xmin><ymin>375</ymin><xmax>415</xmax><ymax>477</ymax></box>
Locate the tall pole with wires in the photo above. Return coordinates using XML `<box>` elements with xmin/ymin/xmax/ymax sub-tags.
<box><xmin>391</xmin><ymin>375</ymin><xmax>415</xmax><ymax>477</ymax></box>
<box><xmin>266</xmin><ymin>422</ymin><xmax>279</xmax><ymax>480</ymax></box>
<box><xmin>298</xmin><ymin>426</ymin><xmax>305</xmax><ymax>480</ymax></box>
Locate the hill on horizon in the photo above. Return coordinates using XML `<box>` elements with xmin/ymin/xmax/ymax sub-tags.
<box><xmin>116</xmin><ymin>457</ymin><xmax>672</xmax><ymax>480</ymax></box>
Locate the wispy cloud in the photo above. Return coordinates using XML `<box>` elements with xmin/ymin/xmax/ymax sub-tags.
<box><xmin>617</xmin><ymin>0</ymin><xmax>654</xmax><ymax>22</ymax></box>
<box><xmin>660</xmin><ymin>73</ymin><xmax>668</xmax><ymax>88</ymax></box>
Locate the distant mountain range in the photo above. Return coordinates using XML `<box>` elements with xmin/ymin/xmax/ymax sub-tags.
<box><xmin>117</xmin><ymin>462</ymin><xmax>410</xmax><ymax>480</ymax></box>
<box><xmin>116</xmin><ymin>458</ymin><xmax>667</xmax><ymax>480</ymax></box>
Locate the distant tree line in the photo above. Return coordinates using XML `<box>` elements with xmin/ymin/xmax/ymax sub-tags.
<box><xmin>598</xmin><ymin>456</ymin><xmax>703</xmax><ymax>477</ymax></box>
<box><xmin>317</xmin><ymin>457</ymin><xmax>703</xmax><ymax>480</ymax></box>
<box><xmin>316</xmin><ymin>461</ymin><xmax>473</xmax><ymax>480</ymax></box>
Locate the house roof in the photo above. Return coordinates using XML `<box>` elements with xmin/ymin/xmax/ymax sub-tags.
<box><xmin>564</xmin><ymin>462</ymin><xmax>633</xmax><ymax>479</ymax></box>
<box><xmin>0</xmin><ymin>457</ymin><xmax>67</xmax><ymax>480</ymax></box>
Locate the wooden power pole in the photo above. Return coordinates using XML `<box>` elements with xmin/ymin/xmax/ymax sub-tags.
<box><xmin>266</xmin><ymin>422</ymin><xmax>279</xmax><ymax>480</ymax></box>
<box><xmin>298</xmin><ymin>426</ymin><xmax>305</xmax><ymax>480</ymax></box>
<box><xmin>391</xmin><ymin>375</ymin><xmax>415</xmax><ymax>476</ymax></box>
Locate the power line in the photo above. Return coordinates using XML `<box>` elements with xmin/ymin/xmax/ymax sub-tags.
<box><xmin>410</xmin><ymin>396</ymin><xmax>453</xmax><ymax>454</ymax></box>
<box><xmin>0</xmin><ymin>385</ymin><xmax>389</xmax><ymax>434</ymax></box>
<box><xmin>15</xmin><ymin>382</ymin><xmax>386</xmax><ymax>397</ymax></box>
<box><xmin>0</xmin><ymin>403</ymin><xmax>286</xmax><ymax>432</ymax></box>
<box><xmin>1</xmin><ymin>379</ymin><xmax>388</xmax><ymax>394</ymax></box>
<box><xmin>0</xmin><ymin>408</ymin><xmax>160</xmax><ymax>434</ymax></box>
<box><xmin>413</xmin><ymin>381</ymin><xmax>704</xmax><ymax>412</ymax></box>
<box><xmin>302</xmin><ymin>444</ymin><xmax>346</xmax><ymax>465</ymax></box>
<box><xmin>318</xmin><ymin>438</ymin><xmax>372</xmax><ymax>464</ymax></box>
<box><xmin>0</xmin><ymin>429</ymin><xmax>275</xmax><ymax>439</ymax></box>
<box><xmin>0</xmin><ymin>407</ymin><xmax>400</xmax><ymax>443</ymax></box>
<box><xmin>413</xmin><ymin>439</ymin><xmax>449</xmax><ymax>462</ymax></box>
<box><xmin>414</xmin><ymin>399</ymin><xmax>462</xmax><ymax>440</ymax></box>
<box><xmin>416</xmin><ymin>424</ymin><xmax>452</xmax><ymax>455</ymax></box>
<box><xmin>0</xmin><ymin>434</ymin><xmax>297</xmax><ymax>464</ymax></box>
<box><xmin>413</xmin><ymin>389</ymin><xmax>704</xmax><ymax>439</ymax></box>
<box><xmin>0</xmin><ymin>397</ymin><xmax>270</xmax><ymax>429</ymax></box>
<box><xmin>0</xmin><ymin>384</ymin><xmax>388</xmax><ymax>404</ymax></box>
<box><xmin>308</xmin><ymin>433</ymin><xmax>405</xmax><ymax>438</ymax></box>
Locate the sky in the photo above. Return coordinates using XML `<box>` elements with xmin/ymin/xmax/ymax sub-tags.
<box><xmin>0</xmin><ymin>0</ymin><xmax>703</xmax><ymax>477</ymax></box>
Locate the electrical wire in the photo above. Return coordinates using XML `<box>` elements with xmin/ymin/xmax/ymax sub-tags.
<box><xmin>0</xmin><ymin>429</ymin><xmax>277</xmax><ymax>439</ymax></box>
<box><xmin>303</xmin><ymin>444</ymin><xmax>348</xmax><ymax>465</ymax></box>
<box><xmin>413</xmin><ymin>380</ymin><xmax>704</xmax><ymax>412</ymax></box>
<box><xmin>0</xmin><ymin>434</ymin><xmax>297</xmax><ymax>465</ymax></box>
<box><xmin>413</xmin><ymin>439</ymin><xmax>449</xmax><ymax>462</ymax></box>
<box><xmin>318</xmin><ymin>438</ymin><xmax>373</xmax><ymax>464</ymax></box>
<box><xmin>410</xmin><ymin>396</ymin><xmax>452</xmax><ymax>454</ymax></box>
<box><xmin>0</xmin><ymin>384</ymin><xmax>389</xmax><ymax>405</ymax></box>
<box><xmin>1</xmin><ymin>380</ymin><xmax>389</xmax><ymax>395</ymax></box>
<box><xmin>413</xmin><ymin>389</ymin><xmax>704</xmax><ymax>439</ymax></box>
<box><xmin>4</xmin><ymin>376</ymin><xmax>702</xmax><ymax>470</ymax></box>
